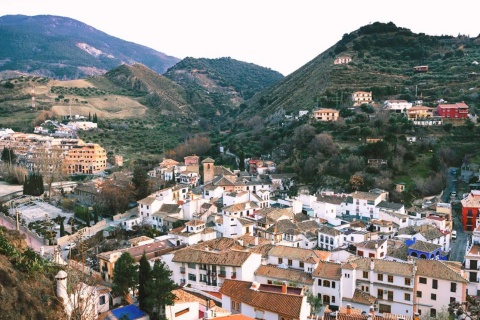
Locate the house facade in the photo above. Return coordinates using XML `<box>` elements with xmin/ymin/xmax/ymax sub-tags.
<box><xmin>352</xmin><ymin>91</ymin><xmax>373</xmax><ymax>107</ymax></box>
<box><xmin>436</xmin><ymin>102</ymin><xmax>469</xmax><ymax>119</ymax></box>
<box><xmin>313</xmin><ymin>109</ymin><xmax>339</xmax><ymax>122</ymax></box>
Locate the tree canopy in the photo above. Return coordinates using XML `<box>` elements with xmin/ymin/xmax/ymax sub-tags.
<box><xmin>112</xmin><ymin>252</ymin><xmax>138</xmax><ymax>303</ymax></box>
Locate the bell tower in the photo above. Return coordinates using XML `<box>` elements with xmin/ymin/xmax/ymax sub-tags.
<box><xmin>202</xmin><ymin>157</ymin><xmax>215</xmax><ymax>184</ymax></box>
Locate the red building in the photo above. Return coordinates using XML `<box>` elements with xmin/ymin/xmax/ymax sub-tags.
<box><xmin>436</xmin><ymin>102</ymin><xmax>469</xmax><ymax>119</ymax></box>
<box><xmin>461</xmin><ymin>190</ymin><xmax>480</xmax><ymax>231</ymax></box>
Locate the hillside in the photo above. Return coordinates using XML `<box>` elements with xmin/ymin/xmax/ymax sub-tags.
<box><xmin>0</xmin><ymin>226</ymin><xmax>65</xmax><ymax>319</ymax></box>
<box><xmin>164</xmin><ymin>57</ymin><xmax>284</xmax><ymax>118</ymax></box>
<box><xmin>0</xmin><ymin>15</ymin><xmax>180</xmax><ymax>79</ymax></box>
<box><xmin>241</xmin><ymin>22</ymin><xmax>480</xmax><ymax>118</ymax></box>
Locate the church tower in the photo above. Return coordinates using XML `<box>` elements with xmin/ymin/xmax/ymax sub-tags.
<box><xmin>202</xmin><ymin>157</ymin><xmax>215</xmax><ymax>184</ymax></box>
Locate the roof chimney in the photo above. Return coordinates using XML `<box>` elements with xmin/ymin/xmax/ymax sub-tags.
<box><xmin>346</xmin><ymin>304</ymin><xmax>351</xmax><ymax>314</ymax></box>
<box><xmin>282</xmin><ymin>281</ymin><xmax>287</xmax><ymax>294</ymax></box>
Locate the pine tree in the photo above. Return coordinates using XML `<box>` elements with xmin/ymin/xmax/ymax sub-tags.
<box><xmin>145</xmin><ymin>260</ymin><xmax>176</xmax><ymax>320</ymax></box>
<box><xmin>93</xmin><ymin>210</ymin><xmax>99</xmax><ymax>224</ymax></box>
<box><xmin>138</xmin><ymin>253</ymin><xmax>151</xmax><ymax>313</ymax></box>
<box><xmin>23</xmin><ymin>172</ymin><xmax>44</xmax><ymax>196</ymax></box>
<box><xmin>60</xmin><ymin>218</ymin><xmax>65</xmax><ymax>237</ymax></box>
<box><xmin>88</xmin><ymin>112</ymin><xmax>92</xmax><ymax>121</ymax></box>
<box><xmin>112</xmin><ymin>252</ymin><xmax>138</xmax><ymax>303</ymax></box>
<box><xmin>93</xmin><ymin>113</ymin><xmax>98</xmax><ymax>123</ymax></box>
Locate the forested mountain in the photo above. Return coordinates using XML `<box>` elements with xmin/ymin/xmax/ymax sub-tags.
<box><xmin>241</xmin><ymin>22</ymin><xmax>480</xmax><ymax>118</ymax></box>
<box><xmin>165</xmin><ymin>57</ymin><xmax>284</xmax><ymax>118</ymax></box>
<box><xmin>0</xmin><ymin>15</ymin><xmax>180</xmax><ymax>79</ymax></box>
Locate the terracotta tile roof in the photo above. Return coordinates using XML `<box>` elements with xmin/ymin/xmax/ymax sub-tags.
<box><xmin>312</xmin><ymin>260</ymin><xmax>342</xmax><ymax>280</ymax></box>
<box><xmin>185</xmin><ymin>219</ymin><xmax>204</xmax><ymax>226</ymax></box>
<box><xmin>214</xmin><ymin>166</ymin><xmax>235</xmax><ymax>176</ymax></box>
<box><xmin>249</xmin><ymin>244</ymin><xmax>275</xmax><ymax>258</ymax></box>
<box><xmin>172</xmin><ymin>248</ymin><xmax>255</xmax><ymax>266</ymax></box>
<box><xmin>255</xmin><ymin>265</ymin><xmax>314</xmax><ymax>285</ymax></box>
<box><xmin>190</xmin><ymin>237</ymin><xmax>240</xmax><ymax>251</ymax></box>
<box><xmin>255</xmin><ymin>207</ymin><xmax>294</xmax><ymax>224</ymax></box>
<box><xmin>415</xmin><ymin>259</ymin><xmax>468</xmax><ymax>282</ymax></box>
<box><xmin>466</xmin><ymin>244</ymin><xmax>480</xmax><ymax>256</ymax></box>
<box><xmin>159</xmin><ymin>203</ymin><xmax>181</xmax><ymax>214</ymax></box>
<box><xmin>408</xmin><ymin>239</ymin><xmax>441</xmax><ymax>252</ymax></box>
<box><xmin>98</xmin><ymin>239</ymin><xmax>177</xmax><ymax>260</ymax></box>
<box><xmin>316</xmin><ymin>194</ymin><xmax>346</xmax><ymax>204</ymax></box>
<box><xmin>386</xmin><ymin>240</ymin><xmax>409</xmax><ymax>260</ymax></box>
<box><xmin>297</xmin><ymin>220</ymin><xmax>320</xmax><ymax>231</ymax></box>
<box><xmin>349</xmin><ymin>191</ymin><xmax>381</xmax><ymax>201</ymax></box>
<box><xmin>266</xmin><ymin>219</ymin><xmax>296</xmax><ymax>233</ymax></box>
<box><xmin>237</xmin><ymin>217</ymin><xmax>254</xmax><ymax>226</ymax></box>
<box><xmin>318</xmin><ymin>225</ymin><xmax>342</xmax><ymax>236</ymax></box>
<box><xmin>268</xmin><ymin>246</ymin><xmax>331</xmax><ymax>263</ymax></box>
<box><xmin>173</xmin><ymin>288</ymin><xmax>208</xmax><ymax>306</ymax></box>
<box><xmin>223</xmin><ymin>201</ymin><xmax>259</xmax><ymax>213</ymax></box>
<box><xmin>343</xmin><ymin>257</ymin><xmax>414</xmax><ymax>277</ymax></box>
<box><xmin>397</xmin><ymin>225</ymin><xmax>444</xmax><ymax>240</ymax></box>
<box><xmin>371</xmin><ymin>219</ymin><xmax>393</xmax><ymax>226</ymax></box>
<box><xmin>356</xmin><ymin>239</ymin><xmax>387</xmax><ymax>250</ymax></box>
<box><xmin>349</xmin><ymin>288</ymin><xmax>377</xmax><ymax>305</ymax></box>
<box><xmin>137</xmin><ymin>196</ymin><xmax>157</xmax><ymax>205</ymax></box>
<box><xmin>219</xmin><ymin>280</ymin><xmax>305</xmax><ymax>319</ymax></box>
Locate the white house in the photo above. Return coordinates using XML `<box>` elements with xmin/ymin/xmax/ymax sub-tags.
<box><xmin>312</xmin><ymin>260</ymin><xmax>343</xmax><ymax>308</ymax></box>
<box><xmin>343</xmin><ymin>191</ymin><xmax>384</xmax><ymax>220</ymax></box>
<box><xmin>164</xmin><ymin>238</ymin><xmax>262</xmax><ymax>290</ymax></box>
<box><xmin>383</xmin><ymin>100</ymin><xmax>412</xmax><ymax>114</ymax></box>
<box><xmin>414</xmin><ymin>259</ymin><xmax>468</xmax><ymax>318</ymax></box>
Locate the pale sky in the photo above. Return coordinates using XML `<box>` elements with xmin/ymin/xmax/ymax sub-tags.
<box><xmin>1</xmin><ymin>0</ymin><xmax>479</xmax><ymax>75</ymax></box>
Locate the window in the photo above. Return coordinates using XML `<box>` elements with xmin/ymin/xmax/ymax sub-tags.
<box><xmin>405</xmin><ymin>278</ymin><xmax>411</xmax><ymax>286</ymax></box>
<box><xmin>419</xmin><ymin>277</ymin><xmax>427</xmax><ymax>284</ymax></box>
<box><xmin>430</xmin><ymin>309</ymin><xmax>436</xmax><ymax>318</ymax></box>
<box><xmin>388</xmin><ymin>275</ymin><xmax>393</xmax><ymax>283</ymax></box>
<box><xmin>378</xmin><ymin>274</ymin><xmax>384</xmax><ymax>281</ymax></box>
<box><xmin>332</xmin><ymin>296</ymin><xmax>336</xmax><ymax>303</ymax></box>
<box><xmin>99</xmin><ymin>295</ymin><xmax>106</xmax><ymax>305</ymax></box>
<box><xmin>377</xmin><ymin>289</ymin><xmax>383</xmax><ymax>299</ymax></box>
<box><xmin>387</xmin><ymin>291</ymin><xmax>393</xmax><ymax>301</ymax></box>
<box><xmin>332</xmin><ymin>281</ymin><xmax>336</xmax><ymax>289</ymax></box>
<box><xmin>323</xmin><ymin>280</ymin><xmax>330</xmax><ymax>287</ymax></box>
<box><xmin>188</xmin><ymin>263</ymin><xmax>196</xmax><ymax>269</ymax></box>
<box><xmin>431</xmin><ymin>293</ymin><xmax>436</xmax><ymax>300</ymax></box>
<box><xmin>432</xmin><ymin>279</ymin><xmax>438</xmax><ymax>289</ymax></box>
<box><xmin>450</xmin><ymin>297</ymin><xmax>456</xmax><ymax>304</ymax></box>
<box><xmin>417</xmin><ymin>291</ymin><xmax>422</xmax><ymax>298</ymax></box>
<box><xmin>358</xmin><ymin>250</ymin><xmax>364</xmax><ymax>256</ymax></box>
<box><xmin>404</xmin><ymin>293</ymin><xmax>411</xmax><ymax>301</ymax></box>
<box><xmin>300</xmin><ymin>261</ymin><xmax>304</xmax><ymax>268</ymax></box>
<box><xmin>188</xmin><ymin>273</ymin><xmax>196</xmax><ymax>281</ymax></box>
<box><xmin>451</xmin><ymin>282</ymin><xmax>457</xmax><ymax>292</ymax></box>
<box><xmin>288</xmin><ymin>259</ymin><xmax>293</xmax><ymax>266</ymax></box>
<box><xmin>363</xmin><ymin>271</ymin><xmax>368</xmax><ymax>279</ymax></box>
<box><xmin>278</xmin><ymin>258</ymin><xmax>283</xmax><ymax>264</ymax></box>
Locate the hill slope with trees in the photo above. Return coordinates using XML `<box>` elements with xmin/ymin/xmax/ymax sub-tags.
<box><xmin>0</xmin><ymin>15</ymin><xmax>180</xmax><ymax>79</ymax></box>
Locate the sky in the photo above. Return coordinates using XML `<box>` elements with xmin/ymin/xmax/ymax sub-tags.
<box><xmin>1</xmin><ymin>0</ymin><xmax>480</xmax><ymax>76</ymax></box>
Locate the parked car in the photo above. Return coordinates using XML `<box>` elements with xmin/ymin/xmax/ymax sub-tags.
<box><xmin>64</xmin><ymin>242</ymin><xmax>76</xmax><ymax>250</ymax></box>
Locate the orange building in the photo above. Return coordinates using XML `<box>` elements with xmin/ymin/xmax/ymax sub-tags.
<box><xmin>62</xmin><ymin>143</ymin><xmax>107</xmax><ymax>175</ymax></box>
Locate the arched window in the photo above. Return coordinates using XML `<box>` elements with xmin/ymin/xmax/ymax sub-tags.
<box><xmin>323</xmin><ymin>280</ymin><xmax>330</xmax><ymax>287</ymax></box>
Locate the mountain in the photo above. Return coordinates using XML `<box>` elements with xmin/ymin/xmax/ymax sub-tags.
<box><xmin>0</xmin><ymin>15</ymin><xmax>180</xmax><ymax>79</ymax></box>
<box><xmin>241</xmin><ymin>22</ymin><xmax>480</xmax><ymax>119</ymax></box>
<box><xmin>164</xmin><ymin>57</ymin><xmax>284</xmax><ymax>118</ymax></box>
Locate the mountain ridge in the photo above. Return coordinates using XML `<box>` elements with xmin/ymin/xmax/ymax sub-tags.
<box><xmin>0</xmin><ymin>14</ymin><xmax>180</xmax><ymax>79</ymax></box>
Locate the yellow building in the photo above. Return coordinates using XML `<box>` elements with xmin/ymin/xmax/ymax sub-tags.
<box><xmin>406</xmin><ymin>106</ymin><xmax>433</xmax><ymax>120</ymax></box>
<box><xmin>313</xmin><ymin>108</ymin><xmax>339</xmax><ymax>121</ymax></box>
<box><xmin>352</xmin><ymin>91</ymin><xmax>373</xmax><ymax>107</ymax></box>
<box><xmin>62</xmin><ymin>143</ymin><xmax>107</xmax><ymax>175</ymax></box>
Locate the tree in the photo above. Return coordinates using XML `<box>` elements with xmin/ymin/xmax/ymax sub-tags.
<box><xmin>138</xmin><ymin>253</ymin><xmax>151</xmax><ymax>313</ymax></box>
<box><xmin>349</xmin><ymin>174</ymin><xmax>365</xmax><ymax>191</ymax></box>
<box><xmin>307</xmin><ymin>293</ymin><xmax>322</xmax><ymax>316</ymax></box>
<box><xmin>97</xmin><ymin>179</ymin><xmax>134</xmax><ymax>215</ymax></box>
<box><xmin>32</xmin><ymin>145</ymin><xmax>65</xmax><ymax>201</ymax></box>
<box><xmin>1</xmin><ymin>147</ymin><xmax>16</xmax><ymax>164</ymax></box>
<box><xmin>23</xmin><ymin>172</ymin><xmax>44</xmax><ymax>196</ymax></box>
<box><xmin>132</xmin><ymin>166</ymin><xmax>150</xmax><ymax>200</ymax></box>
<box><xmin>93</xmin><ymin>113</ymin><xmax>98</xmax><ymax>123</ymax></box>
<box><xmin>145</xmin><ymin>260</ymin><xmax>176</xmax><ymax>320</ymax></box>
<box><xmin>88</xmin><ymin>112</ymin><xmax>91</xmax><ymax>122</ymax></box>
<box><xmin>60</xmin><ymin>218</ymin><xmax>65</xmax><ymax>237</ymax></box>
<box><xmin>112</xmin><ymin>252</ymin><xmax>138</xmax><ymax>304</ymax></box>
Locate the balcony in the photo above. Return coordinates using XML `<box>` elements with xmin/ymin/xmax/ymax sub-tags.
<box><xmin>231</xmin><ymin>272</ymin><xmax>237</xmax><ymax>279</ymax></box>
<box><xmin>218</xmin><ymin>271</ymin><xmax>226</xmax><ymax>278</ymax></box>
<box><xmin>180</xmin><ymin>267</ymin><xmax>185</xmax><ymax>274</ymax></box>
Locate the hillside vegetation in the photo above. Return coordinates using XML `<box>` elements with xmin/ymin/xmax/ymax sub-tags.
<box><xmin>241</xmin><ymin>22</ymin><xmax>480</xmax><ymax>118</ymax></box>
<box><xmin>165</xmin><ymin>57</ymin><xmax>284</xmax><ymax>118</ymax></box>
<box><xmin>0</xmin><ymin>226</ymin><xmax>65</xmax><ymax>319</ymax></box>
<box><xmin>0</xmin><ymin>14</ymin><xmax>179</xmax><ymax>79</ymax></box>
